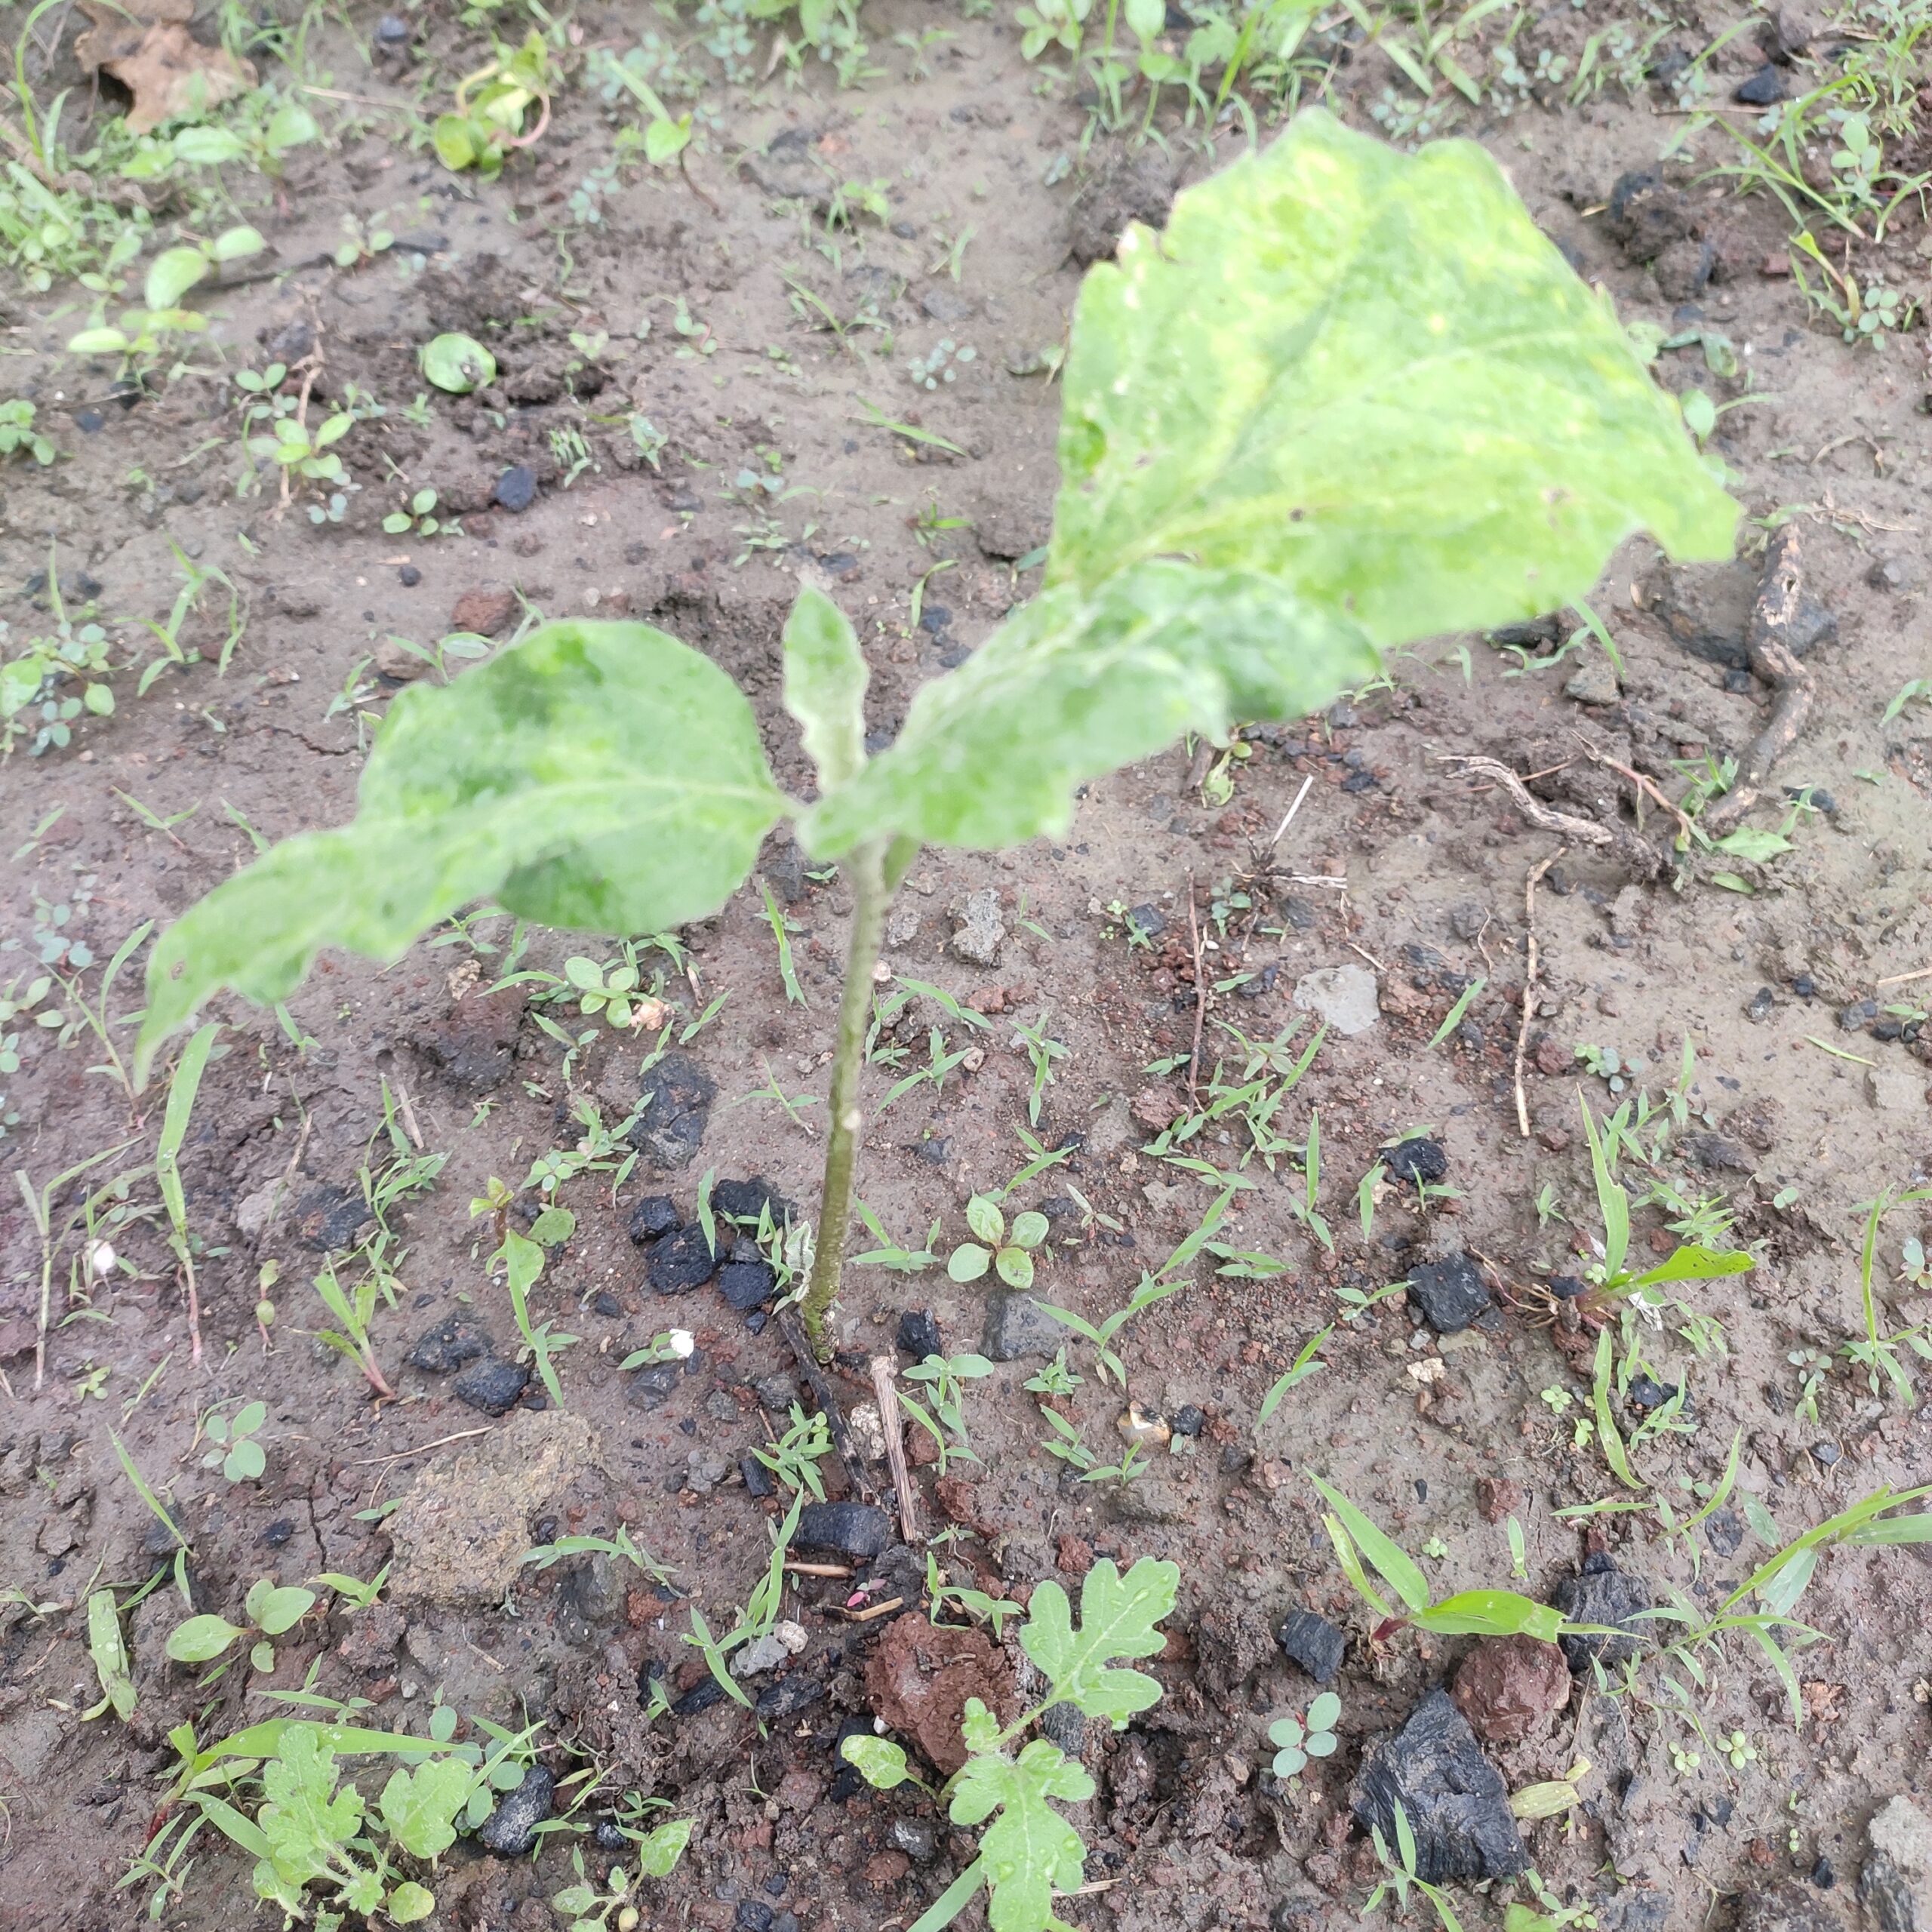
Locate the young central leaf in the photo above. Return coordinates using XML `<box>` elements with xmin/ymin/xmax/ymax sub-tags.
<box><xmin>134</xmin><ymin>622</ymin><xmax>786</xmax><ymax>1078</ymax></box>
<box><xmin>1019</xmin><ymin>1556</ymin><xmax>1180</xmax><ymax>1721</ymax></box>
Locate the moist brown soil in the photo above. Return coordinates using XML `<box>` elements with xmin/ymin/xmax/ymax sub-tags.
<box><xmin>4</xmin><ymin>5</ymin><xmax>1932</xmax><ymax>1931</ymax></box>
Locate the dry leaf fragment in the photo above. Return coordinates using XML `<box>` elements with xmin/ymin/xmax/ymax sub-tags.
<box><xmin>75</xmin><ymin>1</ymin><xmax>255</xmax><ymax>135</ymax></box>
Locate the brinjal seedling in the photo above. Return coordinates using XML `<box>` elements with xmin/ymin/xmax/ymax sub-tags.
<box><xmin>1269</xmin><ymin>1691</ymin><xmax>1340</xmax><ymax>1776</ymax></box>
<box><xmin>948</xmin><ymin>1193</ymin><xmax>1050</xmax><ymax>1288</ymax></box>
<box><xmin>131</xmin><ymin>115</ymin><xmax>1736</xmax><ymax>1361</ymax></box>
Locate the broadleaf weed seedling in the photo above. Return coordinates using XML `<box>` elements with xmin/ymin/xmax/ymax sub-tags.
<box><xmin>128</xmin><ymin>116</ymin><xmax>1738</xmax><ymax>1369</ymax></box>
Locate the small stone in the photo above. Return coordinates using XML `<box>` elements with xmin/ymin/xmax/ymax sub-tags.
<box><xmin>755</xmin><ymin>1673</ymin><xmax>826</xmax><ymax>1720</ymax></box>
<box><xmin>1863</xmin><ymin>1796</ymin><xmax>1932</xmax><ymax>1932</ymax></box>
<box><xmin>1276</xmin><ymin>1609</ymin><xmax>1346</xmax><ymax>1684</ymax></box>
<box><xmin>1734</xmin><ymin>62</ymin><xmax>1786</xmax><ymax>103</ymax></box>
<box><xmin>406</xmin><ymin>1313</ymin><xmax>492</xmax><ymax>1374</ymax></box>
<box><xmin>398</xmin><ymin>565</ymin><xmax>422</xmax><ymax>588</ymax></box>
<box><xmin>1171</xmin><ymin>1404</ymin><xmax>1205</xmax><ymax>1438</ymax></box>
<box><xmin>891</xmin><ymin>1817</ymin><xmax>938</xmax><ymax>1863</ymax></box>
<box><xmin>1451</xmin><ymin>1634</ymin><xmax>1571</xmax><ymax>1744</ymax></box>
<box><xmin>948</xmin><ymin>889</ymin><xmax>1006</xmax><ymax>967</ymax></box>
<box><xmin>1564</xmin><ymin>657</ymin><xmax>1620</xmax><ymax>706</ymax></box>
<box><xmin>1737</xmin><ymin>1880</ymin><xmax>1848</xmax><ymax>1932</ymax></box>
<box><xmin>648</xmin><ymin>1225</ymin><xmax>720</xmax><ymax>1294</ymax></box>
<box><xmin>1869</xmin><ymin>1063</ymin><xmax>1925</xmax><ymax>1113</ymax></box>
<box><xmin>718</xmin><ymin>1258</ymin><xmax>777</xmax><ymax>1310</ymax></box>
<box><xmin>453</xmin><ymin>1358</ymin><xmax>530</xmax><ymax>1415</ymax></box>
<box><xmin>1292</xmin><ymin>964</ymin><xmax>1379</xmax><ymax>1035</ymax></box>
<box><xmin>1811</xmin><ymin>1441</ymin><xmax>1841</xmax><ymax>1467</ymax></box>
<box><xmin>796</xmin><ymin>1500</ymin><xmax>893</xmax><ymax>1558</ymax></box>
<box><xmin>753</xmin><ymin>1373</ymin><xmax>799</xmax><ymax>1413</ymax></box>
<box><xmin>1127</xmin><ymin>903</ymin><xmax>1168</xmax><ymax>940</ymax></box>
<box><xmin>1407</xmin><ymin>1254</ymin><xmax>1489</xmax><ymax>1334</ymax></box>
<box><xmin>628</xmin><ymin>1195</ymin><xmax>680</xmax><ymax>1243</ymax></box>
<box><xmin>919</xmin><ymin>286</ymin><xmax>972</xmax><ymax>325</ymax></box>
<box><xmin>451</xmin><ymin>586</ymin><xmax>518</xmax><ymax>637</ymax></box>
<box><xmin>1868</xmin><ymin>557</ymin><xmax>1912</xmax><ymax>592</ymax></box>
<box><xmin>983</xmin><ymin>1292</ymin><xmax>1067</xmax><ymax>1362</ymax></box>
<box><xmin>740</xmin><ymin>1455</ymin><xmax>774</xmax><ymax>1499</ymax></box>
<box><xmin>479</xmin><ymin>1765</ymin><xmax>555</xmax><ymax>1854</ymax></box>
<box><xmin>898</xmin><ymin>1309</ymin><xmax>942</xmax><ymax>1361</ymax></box>
<box><xmin>686</xmin><ymin>1447</ymin><xmax>732</xmax><ymax>1494</ymax></box>
<box><xmin>1386</xmin><ymin>1137</ymin><xmax>1448</xmax><ymax>1185</ymax></box>
<box><xmin>1552</xmin><ymin>1553</ymin><xmax>1654</xmax><ymax>1672</ymax></box>
<box><xmin>374</xmin><ymin>12</ymin><xmax>411</xmax><ymax>44</ymax></box>
<box><xmin>736</xmin><ymin>1904</ymin><xmax>775</xmax><ymax>1932</ymax></box>
<box><xmin>493</xmin><ymin>465</ymin><xmax>537</xmax><ymax>513</ymax></box>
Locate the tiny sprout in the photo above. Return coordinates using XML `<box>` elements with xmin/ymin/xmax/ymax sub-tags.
<box><xmin>1269</xmin><ymin>1692</ymin><xmax>1341</xmax><ymax>1777</ymax></box>
<box><xmin>1723</xmin><ymin>1730</ymin><xmax>1758</xmax><ymax>1770</ymax></box>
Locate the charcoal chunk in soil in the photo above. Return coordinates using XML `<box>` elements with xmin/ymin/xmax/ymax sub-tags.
<box><xmin>628</xmin><ymin>1052</ymin><xmax>717</xmax><ymax>1169</ymax></box>
<box><xmin>713</xmin><ymin>1176</ymin><xmax>798</xmax><ymax>1226</ymax></box>
<box><xmin>453</xmin><ymin>1358</ymin><xmax>530</xmax><ymax>1415</ymax></box>
<box><xmin>406</xmin><ymin>1312</ymin><xmax>493</xmax><ymax>1374</ymax></box>
<box><xmin>797</xmin><ymin>1501</ymin><xmax>893</xmax><ymax>1559</ymax></box>
<box><xmin>629</xmin><ymin>1361</ymin><xmax>681</xmax><ymax>1410</ymax></box>
<box><xmin>648</xmin><ymin>1225</ymin><xmax>720</xmax><ymax>1294</ymax></box>
<box><xmin>1735</xmin><ymin>61</ymin><xmax>1785</xmax><ymax>103</ymax></box>
<box><xmin>1552</xmin><ymin>1552</ymin><xmax>1654</xmax><ymax>1671</ymax></box>
<box><xmin>755</xmin><ymin>1673</ymin><xmax>826</xmax><ymax>1721</ymax></box>
<box><xmin>627</xmin><ymin>1194</ymin><xmax>679</xmax><ymax>1243</ymax></box>
<box><xmin>291</xmin><ymin>1185</ymin><xmax>369</xmax><ymax>1252</ymax></box>
<box><xmin>670</xmin><ymin>1676</ymin><xmax>728</xmax><ymax>1717</ymax></box>
<box><xmin>983</xmin><ymin>1291</ymin><xmax>1067</xmax><ymax>1361</ymax></box>
<box><xmin>478</xmin><ymin>1764</ymin><xmax>555</xmax><ymax>1854</ymax></box>
<box><xmin>898</xmin><ymin>1308</ymin><xmax>942</xmax><ymax>1361</ymax></box>
<box><xmin>1386</xmin><ymin>1137</ymin><xmax>1447</xmax><ymax>1185</ymax></box>
<box><xmin>1276</xmin><ymin>1610</ymin><xmax>1346</xmax><ymax>1684</ymax></box>
<box><xmin>1351</xmin><ymin>1689</ymin><xmax>1527</xmax><ymax>1884</ymax></box>
<box><xmin>1407</xmin><ymin>1254</ymin><xmax>1489</xmax><ymax>1333</ymax></box>
<box><xmin>718</xmin><ymin>1257</ymin><xmax>777</xmax><ymax>1311</ymax></box>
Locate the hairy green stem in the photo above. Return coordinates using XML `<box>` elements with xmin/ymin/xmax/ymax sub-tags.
<box><xmin>800</xmin><ymin>838</ymin><xmax>894</xmax><ymax>1356</ymax></box>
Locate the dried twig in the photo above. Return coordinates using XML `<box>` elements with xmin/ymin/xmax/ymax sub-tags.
<box><xmin>1437</xmin><ymin>754</ymin><xmax>1665</xmax><ymax>879</ymax></box>
<box><xmin>872</xmin><ymin>1353</ymin><xmax>920</xmax><ymax>1544</ymax></box>
<box><xmin>1571</xmin><ymin>736</ymin><xmax>1697</xmax><ymax>846</ymax></box>
<box><xmin>775</xmin><ymin>1306</ymin><xmax>878</xmax><ymax>1506</ymax></box>
<box><xmin>1703</xmin><ymin>525</ymin><xmax>1817</xmax><ymax>836</ymax></box>
<box><xmin>1514</xmin><ymin>851</ymin><xmax>1561</xmax><ymax>1140</ymax></box>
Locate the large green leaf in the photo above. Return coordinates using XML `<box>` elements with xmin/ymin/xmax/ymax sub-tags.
<box><xmin>1048</xmin><ymin>108</ymin><xmax>1736</xmax><ymax>642</ymax></box>
<box><xmin>801</xmin><ymin>565</ymin><xmax>1374</xmax><ymax>854</ymax></box>
<box><xmin>137</xmin><ymin>621</ymin><xmax>786</xmax><ymax>1080</ymax></box>
<box><xmin>949</xmin><ymin>1736</ymin><xmax>1094</xmax><ymax>1932</ymax></box>
<box><xmin>1018</xmin><ymin>1556</ymin><xmax>1179</xmax><ymax>1723</ymax></box>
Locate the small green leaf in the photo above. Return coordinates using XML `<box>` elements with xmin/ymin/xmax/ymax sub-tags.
<box><xmin>1019</xmin><ymin>1557</ymin><xmax>1179</xmax><ymax>1721</ymax></box>
<box><xmin>167</xmin><ymin>1614</ymin><xmax>245</xmax><ymax>1663</ymax></box>
<box><xmin>85</xmin><ymin>1590</ymin><xmax>137</xmax><ymax>1721</ymax></box>
<box><xmin>251</xmin><ymin>1638</ymin><xmax>277</xmax><ymax>1673</ymax></box>
<box><xmin>782</xmin><ymin>585</ymin><xmax>869</xmax><ymax>792</ymax></box>
<box><xmin>842</xmin><ymin>1735</ymin><xmax>917</xmax><ymax>1789</ymax></box>
<box><xmin>135</xmin><ymin>622</ymin><xmax>786</xmax><ymax>1080</ymax></box>
<box><xmin>1306</xmin><ymin>1693</ymin><xmax>1341</xmax><ymax>1731</ymax></box>
<box><xmin>1008</xmin><ymin>1211</ymin><xmax>1050</xmax><ymax>1250</ymax></box>
<box><xmin>1415</xmin><ymin>1589</ymin><xmax>1561</xmax><ymax>1641</ymax></box>
<box><xmin>247</xmin><ymin>1581</ymin><xmax>317</xmax><ymax>1636</ymax></box>
<box><xmin>233</xmin><ymin>1401</ymin><xmax>267</xmax><ymax>1435</ymax></box>
<box><xmin>378</xmin><ymin>1758</ymin><xmax>472</xmax><ymax>1859</ymax></box>
<box><xmin>387</xmin><ymin>1881</ymin><xmax>436</xmax><ymax>1923</ymax></box>
<box><xmin>420</xmin><ymin>331</ymin><xmax>497</xmax><ymax>395</ymax></box>
<box><xmin>1309</xmin><ymin>1476</ymin><xmax>1431</xmax><ymax>1614</ymax></box>
<box><xmin>145</xmin><ymin>245</ymin><xmax>211</xmax><ymax>312</ymax></box>
<box><xmin>644</xmin><ymin>114</ymin><xmax>692</xmax><ymax>164</ymax></box>
<box><xmin>948</xmin><ymin>1244</ymin><xmax>991</xmax><ymax>1283</ymax></box>
<box><xmin>552</xmin><ymin>1886</ymin><xmax>598</xmax><ymax>1915</ymax></box>
<box><xmin>635</xmin><ymin>1815</ymin><xmax>692</xmax><ymax>1878</ymax></box>
<box><xmin>211</xmin><ymin>225</ymin><xmax>266</xmax><ymax>263</ymax></box>
<box><xmin>966</xmin><ymin>1195</ymin><xmax>1005</xmax><ymax>1245</ymax></box>
<box><xmin>995</xmin><ymin>1246</ymin><xmax>1035</xmax><ymax>1291</ymax></box>
<box><xmin>383</xmin><ymin>512</ymin><xmax>414</xmax><ymax>534</ymax></box>
<box><xmin>432</xmin><ymin>114</ymin><xmax>480</xmax><ymax>171</ymax></box>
